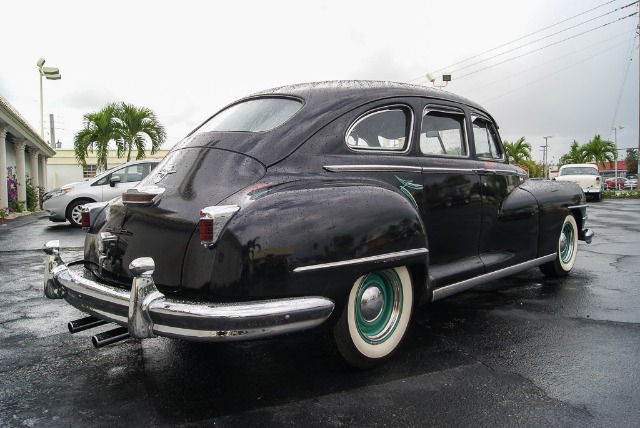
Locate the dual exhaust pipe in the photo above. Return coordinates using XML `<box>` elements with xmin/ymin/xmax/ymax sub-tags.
<box><xmin>68</xmin><ymin>316</ymin><xmax>130</xmax><ymax>349</ymax></box>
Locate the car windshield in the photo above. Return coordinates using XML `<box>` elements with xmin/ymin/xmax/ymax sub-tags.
<box><xmin>195</xmin><ymin>97</ymin><xmax>303</xmax><ymax>133</ymax></box>
<box><xmin>560</xmin><ymin>167</ymin><xmax>598</xmax><ymax>176</ymax></box>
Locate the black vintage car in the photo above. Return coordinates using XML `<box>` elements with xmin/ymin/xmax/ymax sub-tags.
<box><xmin>44</xmin><ymin>81</ymin><xmax>593</xmax><ymax>368</ymax></box>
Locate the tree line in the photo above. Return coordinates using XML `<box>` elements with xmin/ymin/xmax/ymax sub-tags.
<box><xmin>504</xmin><ymin>134</ymin><xmax>638</xmax><ymax>177</ymax></box>
<box><xmin>74</xmin><ymin>103</ymin><xmax>166</xmax><ymax>171</ymax></box>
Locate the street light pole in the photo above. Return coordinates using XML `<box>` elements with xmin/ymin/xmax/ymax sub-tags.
<box><xmin>37</xmin><ymin>58</ymin><xmax>61</xmax><ymax>144</ymax></box>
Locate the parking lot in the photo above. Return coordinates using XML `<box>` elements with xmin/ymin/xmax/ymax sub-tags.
<box><xmin>1</xmin><ymin>199</ymin><xmax>639</xmax><ymax>427</ymax></box>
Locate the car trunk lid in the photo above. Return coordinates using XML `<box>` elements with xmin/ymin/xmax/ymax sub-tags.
<box><xmin>95</xmin><ymin>147</ymin><xmax>266</xmax><ymax>290</ymax></box>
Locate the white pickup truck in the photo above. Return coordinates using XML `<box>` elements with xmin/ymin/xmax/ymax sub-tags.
<box><xmin>554</xmin><ymin>163</ymin><xmax>603</xmax><ymax>200</ymax></box>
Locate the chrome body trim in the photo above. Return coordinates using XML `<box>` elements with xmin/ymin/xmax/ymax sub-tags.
<box><xmin>293</xmin><ymin>248</ymin><xmax>428</xmax><ymax>273</ymax></box>
<box><xmin>568</xmin><ymin>204</ymin><xmax>589</xmax><ymax>210</ymax></box>
<box><xmin>431</xmin><ymin>254</ymin><xmax>556</xmax><ymax>302</ymax></box>
<box><xmin>421</xmin><ymin>167</ymin><xmax>476</xmax><ymax>174</ymax></box>
<box><xmin>44</xmin><ymin>241</ymin><xmax>335</xmax><ymax>342</ymax></box>
<box><xmin>324</xmin><ymin>165</ymin><xmax>422</xmax><ymax>173</ymax></box>
<box><xmin>422</xmin><ymin>104</ymin><xmax>470</xmax><ymax>158</ymax></box>
<box><xmin>344</xmin><ymin>105</ymin><xmax>415</xmax><ymax>155</ymax></box>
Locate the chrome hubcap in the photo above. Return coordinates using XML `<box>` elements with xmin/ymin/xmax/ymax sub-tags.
<box><xmin>560</xmin><ymin>222</ymin><xmax>575</xmax><ymax>264</ymax></box>
<box><xmin>354</xmin><ymin>270</ymin><xmax>403</xmax><ymax>344</ymax></box>
<box><xmin>360</xmin><ymin>286</ymin><xmax>384</xmax><ymax>322</ymax></box>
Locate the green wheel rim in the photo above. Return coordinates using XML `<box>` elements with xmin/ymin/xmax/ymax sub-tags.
<box><xmin>354</xmin><ymin>270</ymin><xmax>403</xmax><ymax>344</ymax></box>
<box><xmin>560</xmin><ymin>221</ymin><xmax>575</xmax><ymax>264</ymax></box>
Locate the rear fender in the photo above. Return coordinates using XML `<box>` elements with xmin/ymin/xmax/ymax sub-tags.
<box><xmin>181</xmin><ymin>182</ymin><xmax>429</xmax><ymax>310</ymax></box>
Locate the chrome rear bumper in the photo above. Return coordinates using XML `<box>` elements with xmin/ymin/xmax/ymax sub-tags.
<box><xmin>43</xmin><ymin>240</ymin><xmax>334</xmax><ymax>342</ymax></box>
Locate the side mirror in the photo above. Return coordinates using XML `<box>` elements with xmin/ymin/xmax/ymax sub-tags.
<box><xmin>109</xmin><ymin>176</ymin><xmax>121</xmax><ymax>187</ymax></box>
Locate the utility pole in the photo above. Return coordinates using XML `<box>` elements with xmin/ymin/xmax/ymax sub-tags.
<box><xmin>543</xmin><ymin>136</ymin><xmax>553</xmax><ymax>178</ymax></box>
<box><xmin>49</xmin><ymin>114</ymin><xmax>56</xmax><ymax>149</ymax></box>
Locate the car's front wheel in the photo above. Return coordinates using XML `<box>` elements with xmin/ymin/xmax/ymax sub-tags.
<box><xmin>540</xmin><ymin>214</ymin><xmax>578</xmax><ymax>277</ymax></box>
<box><xmin>66</xmin><ymin>199</ymin><xmax>93</xmax><ymax>228</ymax></box>
<box><xmin>333</xmin><ymin>266</ymin><xmax>413</xmax><ymax>369</ymax></box>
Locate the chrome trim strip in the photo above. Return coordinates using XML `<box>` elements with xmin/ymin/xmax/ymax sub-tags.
<box><xmin>568</xmin><ymin>204</ymin><xmax>589</xmax><ymax>210</ymax></box>
<box><xmin>422</xmin><ymin>104</ymin><xmax>470</xmax><ymax>158</ymax></box>
<box><xmin>324</xmin><ymin>165</ymin><xmax>422</xmax><ymax>173</ymax></box>
<box><xmin>431</xmin><ymin>254</ymin><xmax>556</xmax><ymax>302</ymax></box>
<box><xmin>345</xmin><ymin>105</ymin><xmax>415</xmax><ymax>155</ymax></box>
<box><xmin>422</xmin><ymin>167</ymin><xmax>476</xmax><ymax>174</ymax></box>
<box><xmin>293</xmin><ymin>248</ymin><xmax>429</xmax><ymax>273</ymax></box>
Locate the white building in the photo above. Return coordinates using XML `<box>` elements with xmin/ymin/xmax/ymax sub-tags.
<box><xmin>1</xmin><ymin>94</ymin><xmax>169</xmax><ymax>209</ymax></box>
<box><xmin>1</xmin><ymin>94</ymin><xmax>55</xmax><ymax>209</ymax></box>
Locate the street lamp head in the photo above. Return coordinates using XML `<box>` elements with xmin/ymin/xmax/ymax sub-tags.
<box><xmin>37</xmin><ymin>58</ymin><xmax>45</xmax><ymax>68</ymax></box>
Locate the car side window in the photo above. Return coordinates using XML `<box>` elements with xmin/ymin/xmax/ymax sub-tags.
<box><xmin>420</xmin><ymin>108</ymin><xmax>466</xmax><ymax>156</ymax></box>
<box><xmin>473</xmin><ymin>117</ymin><xmax>502</xmax><ymax>160</ymax></box>
<box><xmin>346</xmin><ymin>107</ymin><xmax>411</xmax><ymax>151</ymax></box>
<box><xmin>112</xmin><ymin>164</ymin><xmax>153</xmax><ymax>183</ymax></box>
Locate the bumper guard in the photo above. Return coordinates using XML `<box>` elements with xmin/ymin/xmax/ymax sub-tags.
<box><xmin>43</xmin><ymin>240</ymin><xmax>335</xmax><ymax>342</ymax></box>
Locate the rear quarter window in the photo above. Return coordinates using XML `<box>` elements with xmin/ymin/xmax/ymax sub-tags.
<box><xmin>195</xmin><ymin>97</ymin><xmax>303</xmax><ymax>133</ymax></box>
<box><xmin>345</xmin><ymin>107</ymin><xmax>412</xmax><ymax>152</ymax></box>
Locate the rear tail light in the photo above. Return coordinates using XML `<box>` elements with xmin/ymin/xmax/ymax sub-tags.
<box><xmin>81</xmin><ymin>210</ymin><xmax>90</xmax><ymax>229</ymax></box>
<box><xmin>123</xmin><ymin>186</ymin><xmax>165</xmax><ymax>205</ymax></box>
<box><xmin>200</xmin><ymin>218</ymin><xmax>214</xmax><ymax>242</ymax></box>
<box><xmin>81</xmin><ymin>202</ymin><xmax>110</xmax><ymax>231</ymax></box>
<box><xmin>199</xmin><ymin>205</ymin><xmax>240</xmax><ymax>248</ymax></box>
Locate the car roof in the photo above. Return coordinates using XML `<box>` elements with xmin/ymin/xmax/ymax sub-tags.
<box><xmin>181</xmin><ymin>80</ymin><xmax>496</xmax><ymax>166</ymax></box>
<box><xmin>559</xmin><ymin>164</ymin><xmax>599</xmax><ymax>169</ymax></box>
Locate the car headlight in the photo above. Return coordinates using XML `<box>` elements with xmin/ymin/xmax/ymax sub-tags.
<box><xmin>44</xmin><ymin>185</ymin><xmax>74</xmax><ymax>200</ymax></box>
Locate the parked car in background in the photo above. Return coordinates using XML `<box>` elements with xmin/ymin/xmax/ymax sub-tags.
<box><xmin>623</xmin><ymin>178</ymin><xmax>638</xmax><ymax>190</ymax></box>
<box><xmin>43</xmin><ymin>81</ymin><xmax>593</xmax><ymax>369</ymax></box>
<box><xmin>42</xmin><ymin>159</ymin><xmax>160</xmax><ymax>227</ymax></box>
<box><xmin>554</xmin><ymin>164</ymin><xmax>603</xmax><ymax>200</ymax></box>
<box><xmin>604</xmin><ymin>177</ymin><xmax>627</xmax><ymax>190</ymax></box>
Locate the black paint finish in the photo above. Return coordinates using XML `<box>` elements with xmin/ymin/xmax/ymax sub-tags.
<box><xmin>84</xmin><ymin>80</ymin><xmax>587</xmax><ymax>322</ymax></box>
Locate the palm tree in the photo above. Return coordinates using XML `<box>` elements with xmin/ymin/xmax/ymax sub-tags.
<box><xmin>581</xmin><ymin>135</ymin><xmax>616</xmax><ymax>169</ymax></box>
<box><xmin>74</xmin><ymin>104</ymin><xmax>121</xmax><ymax>171</ymax></box>
<box><xmin>503</xmin><ymin>137</ymin><xmax>532</xmax><ymax>165</ymax></box>
<box><xmin>559</xmin><ymin>140</ymin><xmax>587</xmax><ymax>165</ymax></box>
<box><xmin>113</xmin><ymin>103</ymin><xmax>166</xmax><ymax>162</ymax></box>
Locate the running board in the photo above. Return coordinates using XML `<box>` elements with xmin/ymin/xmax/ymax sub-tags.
<box><xmin>431</xmin><ymin>253</ymin><xmax>556</xmax><ymax>302</ymax></box>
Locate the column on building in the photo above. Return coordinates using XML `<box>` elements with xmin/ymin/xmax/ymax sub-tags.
<box><xmin>39</xmin><ymin>155</ymin><xmax>48</xmax><ymax>191</ymax></box>
<box><xmin>14</xmin><ymin>139</ymin><xmax>27</xmax><ymax>204</ymax></box>
<box><xmin>29</xmin><ymin>149</ymin><xmax>40</xmax><ymax>188</ymax></box>
<box><xmin>29</xmin><ymin>149</ymin><xmax>41</xmax><ymax>206</ymax></box>
<box><xmin>0</xmin><ymin>125</ymin><xmax>7</xmax><ymax>208</ymax></box>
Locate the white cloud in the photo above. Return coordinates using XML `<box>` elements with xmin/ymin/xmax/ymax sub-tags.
<box><xmin>0</xmin><ymin>0</ymin><xmax>637</xmax><ymax>163</ymax></box>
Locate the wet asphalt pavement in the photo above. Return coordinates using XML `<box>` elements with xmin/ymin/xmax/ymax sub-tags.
<box><xmin>0</xmin><ymin>200</ymin><xmax>639</xmax><ymax>427</ymax></box>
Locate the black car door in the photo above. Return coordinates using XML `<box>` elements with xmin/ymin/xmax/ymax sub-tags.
<box><xmin>415</xmin><ymin>103</ymin><xmax>484</xmax><ymax>287</ymax></box>
<box><xmin>471</xmin><ymin>114</ymin><xmax>539</xmax><ymax>272</ymax></box>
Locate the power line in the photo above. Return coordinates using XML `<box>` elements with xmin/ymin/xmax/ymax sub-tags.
<box><xmin>475</xmin><ymin>38</ymin><xmax>635</xmax><ymax>104</ymax></box>
<box><xmin>408</xmin><ymin>0</ymin><xmax>638</xmax><ymax>83</ymax></box>
<box><xmin>462</xmin><ymin>31</ymin><xmax>631</xmax><ymax>95</ymax></box>
<box><xmin>453</xmin><ymin>4</ymin><xmax>637</xmax><ymax>77</ymax></box>
<box><xmin>455</xmin><ymin>12</ymin><xmax>638</xmax><ymax>80</ymax></box>
<box><xmin>609</xmin><ymin>19</ymin><xmax>639</xmax><ymax>132</ymax></box>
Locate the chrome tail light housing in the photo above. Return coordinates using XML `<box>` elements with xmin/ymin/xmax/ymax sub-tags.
<box><xmin>199</xmin><ymin>205</ymin><xmax>240</xmax><ymax>248</ymax></box>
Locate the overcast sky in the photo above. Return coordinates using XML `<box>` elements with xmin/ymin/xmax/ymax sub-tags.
<box><xmin>1</xmin><ymin>0</ymin><xmax>638</xmax><ymax>165</ymax></box>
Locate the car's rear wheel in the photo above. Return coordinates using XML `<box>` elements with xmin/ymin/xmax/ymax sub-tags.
<box><xmin>540</xmin><ymin>214</ymin><xmax>578</xmax><ymax>277</ymax></box>
<box><xmin>66</xmin><ymin>199</ymin><xmax>93</xmax><ymax>228</ymax></box>
<box><xmin>333</xmin><ymin>266</ymin><xmax>413</xmax><ymax>369</ymax></box>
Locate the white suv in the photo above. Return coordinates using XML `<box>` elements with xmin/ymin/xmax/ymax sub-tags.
<box><xmin>42</xmin><ymin>160</ymin><xmax>160</xmax><ymax>227</ymax></box>
<box><xmin>554</xmin><ymin>163</ymin><xmax>602</xmax><ymax>201</ymax></box>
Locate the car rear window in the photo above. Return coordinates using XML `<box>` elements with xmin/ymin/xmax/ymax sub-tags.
<box><xmin>195</xmin><ymin>97</ymin><xmax>303</xmax><ymax>133</ymax></box>
<box><xmin>560</xmin><ymin>167</ymin><xmax>598</xmax><ymax>176</ymax></box>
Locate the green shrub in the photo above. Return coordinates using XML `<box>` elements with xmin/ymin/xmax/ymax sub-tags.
<box><xmin>25</xmin><ymin>178</ymin><xmax>40</xmax><ymax>212</ymax></box>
